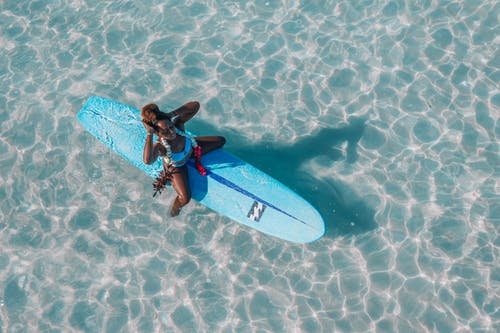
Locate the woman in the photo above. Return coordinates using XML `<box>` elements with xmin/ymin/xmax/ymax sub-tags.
<box><xmin>141</xmin><ymin>101</ymin><xmax>226</xmax><ymax>216</ymax></box>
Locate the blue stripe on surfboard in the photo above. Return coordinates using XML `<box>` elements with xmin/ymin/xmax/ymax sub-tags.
<box><xmin>186</xmin><ymin>161</ymin><xmax>314</xmax><ymax>229</ymax></box>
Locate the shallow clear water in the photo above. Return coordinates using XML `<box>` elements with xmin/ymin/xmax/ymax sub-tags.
<box><xmin>1</xmin><ymin>0</ymin><xmax>499</xmax><ymax>332</ymax></box>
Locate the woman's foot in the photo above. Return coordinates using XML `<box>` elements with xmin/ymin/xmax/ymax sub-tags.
<box><xmin>170</xmin><ymin>198</ymin><xmax>183</xmax><ymax>217</ymax></box>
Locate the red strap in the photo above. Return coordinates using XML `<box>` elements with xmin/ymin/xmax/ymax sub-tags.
<box><xmin>193</xmin><ymin>146</ymin><xmax>207</xmax><ymax>176</ymax></box>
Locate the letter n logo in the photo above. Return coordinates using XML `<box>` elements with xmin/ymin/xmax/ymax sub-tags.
<box><xmin>247</xmin><ymin>201</ymin><xmax>266</xmax><ymax>222</ymax></box>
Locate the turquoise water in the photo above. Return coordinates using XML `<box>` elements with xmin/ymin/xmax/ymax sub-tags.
<box><xmin>0</xmin><ymin>0</ymin><xmax>498</xmax><ymax>332</ymax></box>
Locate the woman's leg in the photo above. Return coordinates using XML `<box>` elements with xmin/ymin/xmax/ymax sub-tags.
<box><xmin>168</xmin><ymin>166</ymin><xmax>191</xmax><ymax>217</ymax></box>
<box><xmin>196</xmin><ymin>136</ymin><xmax>226</xmax><ymax>155</ymax></box>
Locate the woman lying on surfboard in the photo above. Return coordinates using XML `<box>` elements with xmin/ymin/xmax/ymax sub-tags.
<box><xmin>141</xmin><ymin>102</ymin><xmax>226</xmax><ymax>216</ymax></box>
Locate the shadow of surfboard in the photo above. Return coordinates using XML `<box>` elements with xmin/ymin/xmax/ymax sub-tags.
<box><xmin>189</xmin><ymin>116</ymin><xmax>378</xmax><ymax>239</ymax></box>
<box><xmin>188</xmin><ymin>153</ymin><xmax>246</xmax><ymax>202</ymax></box>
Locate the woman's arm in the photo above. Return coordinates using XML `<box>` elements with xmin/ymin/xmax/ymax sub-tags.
<box><xmin>168</xmin><ymin>101</ymin><xmax>200</xmax><ymax>130</ymax></box>
<box><xmin>143</xmin><ymin>134</ymin><xmax>161</xmax><ymax>165</ymax></box>
<box><xmin>142</xmin><ymin>122</ymin><xmax>160</xmax><ymax>164</ymax></box>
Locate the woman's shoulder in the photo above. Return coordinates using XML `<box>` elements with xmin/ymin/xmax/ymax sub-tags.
<box><xmin>174</xmin><ymin>121</ymin><xmax>185</xmax><ymax>131</ymax></box>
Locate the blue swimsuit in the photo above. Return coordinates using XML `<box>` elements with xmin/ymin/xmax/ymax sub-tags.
<box><xmin>164</xmin><ymin>137</ymin><xmax>193</xmax><ymax>167</ymax></box>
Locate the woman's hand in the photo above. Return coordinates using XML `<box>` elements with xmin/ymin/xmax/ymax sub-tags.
<box><xmin>142</xmin><ymin>120</ymin><xmax>156</xmax><ymax>134</ymax></box>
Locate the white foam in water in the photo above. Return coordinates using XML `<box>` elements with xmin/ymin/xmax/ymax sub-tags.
<box><xmin>0</xmin><ymin>0</ymin><xmax>499</xmax><ymax>332</ymax></box>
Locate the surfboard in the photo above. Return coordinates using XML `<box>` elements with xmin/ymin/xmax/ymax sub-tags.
<box><xmin>77</xmin><ymin>96</ymin><xmax>325</xmax><ymax>243</ymax></box>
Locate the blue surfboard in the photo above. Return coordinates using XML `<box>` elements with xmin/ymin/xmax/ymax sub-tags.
<box><xmin>77</xmin><ymin>96</ymin><xmax>325</xmax><ymax>243</ymax></box>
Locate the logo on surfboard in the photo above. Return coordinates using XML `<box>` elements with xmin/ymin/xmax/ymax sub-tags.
<box><xmin>247</xmin><ymin>201</ymin><xmax>266</xmax><ymax>222</ymax></box>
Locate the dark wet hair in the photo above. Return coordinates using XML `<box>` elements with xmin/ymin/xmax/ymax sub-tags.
<box><xmin>141</xmin><ymin>103</ymin><xmax>171</xmax><ymax>131</ymax></box>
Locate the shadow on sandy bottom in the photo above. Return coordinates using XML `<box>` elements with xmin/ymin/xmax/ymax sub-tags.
<box><xmin>191</xmin><ymin>116</ymin><xmax>378</xmax><ymax>239</ymax></box>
